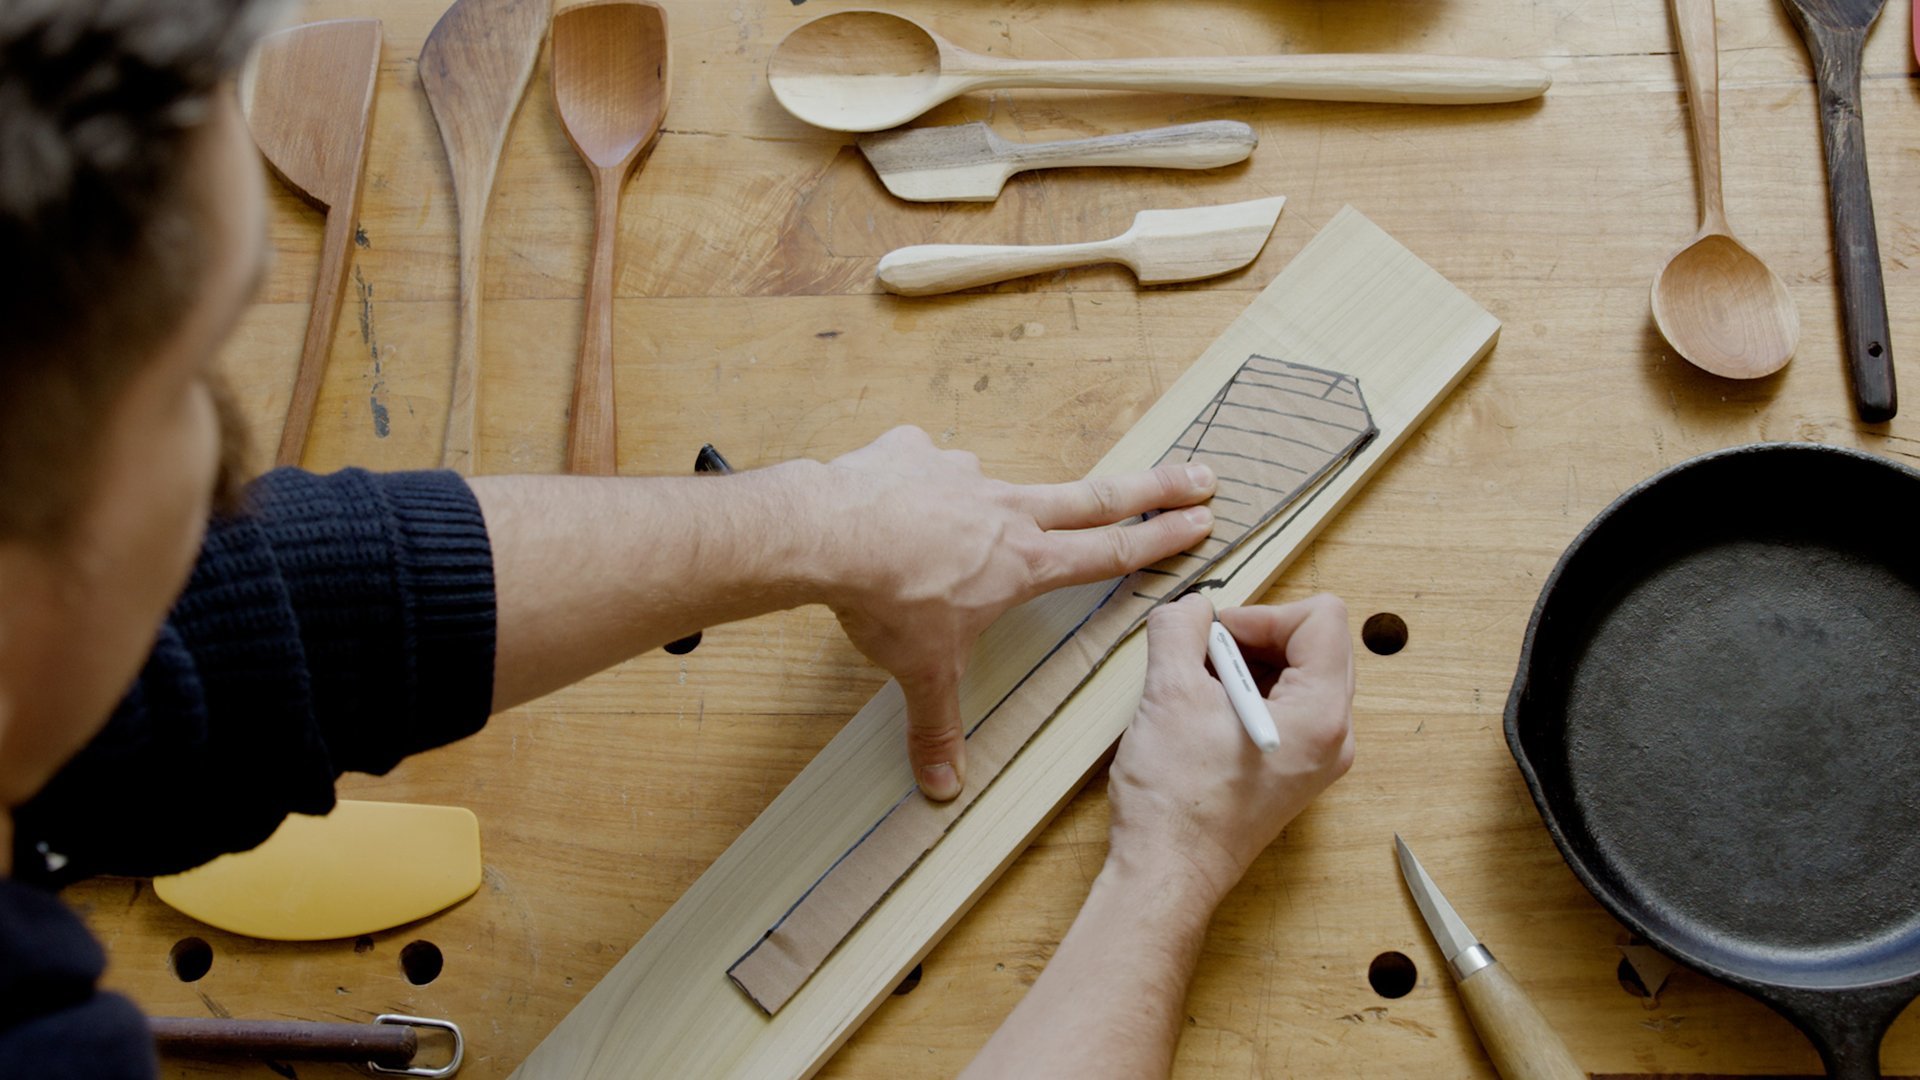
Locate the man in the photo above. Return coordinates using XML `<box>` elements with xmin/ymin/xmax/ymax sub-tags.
<box><xmin>0</xmin><ymin>2</ymin><xmax>1354</xmax><ymax>1076</ymax></box>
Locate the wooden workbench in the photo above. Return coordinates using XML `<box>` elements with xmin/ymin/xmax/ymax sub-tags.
<box><xmin>68</xmin><ymin>0</ymin><xmax>1920</xmax><ymax>1075</ymax></box>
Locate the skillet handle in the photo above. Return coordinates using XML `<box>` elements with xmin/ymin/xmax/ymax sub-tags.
<box><xmin>1812</xmin><ymin>1019</ymin><xmax>1884</xmax><ymax>1080</ymax></box>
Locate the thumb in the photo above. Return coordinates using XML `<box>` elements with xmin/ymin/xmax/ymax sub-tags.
<box><xmin>1144</xmin><ymin>593</ymin><xmax>1215</xmax><ymax>689</ymax></box>
<box><xmin>902</xmin><ymin>670</ymin><xmax>967</xmax><ymax>801</ymax></box>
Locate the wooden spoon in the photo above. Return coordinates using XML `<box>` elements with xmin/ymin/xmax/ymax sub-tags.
<box><xmin>420</xmin><ymin>0</ymin><xmax>549</xmax><ymax>474</ymax></box>
<box><xmin>767</xmin><ymin>10</ymin><xmax>1551</xmax><ymax>133</ymax></box>
<box><xmin>238</xmin><ymin>19</ymin><xmax>382</xmax><ymax>467</ymax></box>
<box><xmin>1650</xmin><ymin>0</ymin><xmax>1799</xmax><ymax>380</ymax></box>
<box><xmin>552</xmin><ymin>0</ymin><xmax>670</xmax><ymax>476</ymax></box>
<box><xmin>1780</xmin><ymin>0</ymin><xmax>1896</xmax><ymax>420</ymax></box>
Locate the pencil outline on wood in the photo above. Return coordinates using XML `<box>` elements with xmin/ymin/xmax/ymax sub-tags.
<box><xmin>727</xmin><ymin>352</ymin><xmax>1378</xmax><ymax>1014</ymax></box>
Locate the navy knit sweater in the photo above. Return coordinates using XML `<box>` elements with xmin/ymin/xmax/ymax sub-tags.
<box><xmin>0</xmin><ymin>468</ymin><xmax>496</xmax><ymax>1078</ymax></box>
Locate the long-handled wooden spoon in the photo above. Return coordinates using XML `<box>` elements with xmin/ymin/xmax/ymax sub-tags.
<box><xmin>1780</xmin><ymin>0</ymin><xmax>1896</xmax><ymax>420</ymax></box>
<box><xmin>1650</xmin><ymin>0</ymin><xmax>1799</xmax><ymax>379</ymax></box>
<box><xmin>238</xmin><ymin>19</ymin><xmax>381</xmax><ymax>468</ymax></box>
<box><xmin>768</xmin><ymin>10</ymin><xmax>1551</xmax><ymax>133</ymax></box>
<box><xmin>420</xmin><ymin>0</ymin><xmax>549</xmax><ymax>473</ymax></box>
<box><xmin>552</xmin><ymin>0</ymin><xmax>670</xmax><ymax>476</ymax></box>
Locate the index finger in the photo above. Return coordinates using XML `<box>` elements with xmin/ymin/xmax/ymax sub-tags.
<box><xmin>1015</xmin><ymin>463</ymin><xmax>1216</xmax><ymax>531</ymax></box>
<box><xmin>1216</xmin><ymin>594</ymin><xmax>1350</xmax><ymax>685</ymax></box>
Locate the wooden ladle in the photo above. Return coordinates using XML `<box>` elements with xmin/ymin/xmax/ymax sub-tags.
<box><xmin>1650</xmin><ymin>0</ymin><xmax>1799</xmax><ymax>380</ymax></box>
<box><xmin>767</xmin><ymin>10</ymin><xmax>1552</xmax><ymax>133</ymax></box>
<box><xmin>552</xmin><ymin>0</ymin><xmax>669</xmax><ymax>476</ymax></box>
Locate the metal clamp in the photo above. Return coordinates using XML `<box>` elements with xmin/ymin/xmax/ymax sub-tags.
<box><xmin>368</xmin><ymin>1015</ymin><xmax>463</xmax><ymax>1078</ymax></box>
<box><xmin>1449</xmin><ymin>943</ymin><xmax>1496</xmax><ymax>983</ymax></box>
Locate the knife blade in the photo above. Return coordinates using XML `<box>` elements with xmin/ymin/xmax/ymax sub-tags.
<box><xmin>857</xmin><ymin>120</ymin><xmax>1257</xmax><ymax>203</ymax></box>
<box><xmin>1394</xmin><ymin>836</ymin><xmax>1583</xmax><ymax>1080</ymax></box>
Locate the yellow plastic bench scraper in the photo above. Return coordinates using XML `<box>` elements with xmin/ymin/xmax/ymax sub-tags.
<box><xmin>153</xmin><ymin>800</ymin><xmax>482</xmax><ymax>941</ymax></box>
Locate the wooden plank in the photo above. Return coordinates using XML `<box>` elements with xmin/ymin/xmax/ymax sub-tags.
<box><xmin>507</xmin><ymin>206</ymin><xmax>1501</xmax><ymax>1078</ymax></box>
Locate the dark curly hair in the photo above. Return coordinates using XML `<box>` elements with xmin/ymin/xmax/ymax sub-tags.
<box><xmin>0</xmin><ymin>0</ymin><xmax>282</xmax><ymax>538</ymax></box>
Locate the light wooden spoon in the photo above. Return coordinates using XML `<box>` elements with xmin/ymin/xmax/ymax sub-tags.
<box><xmin>767</xmin><ymin>10</ymin><xmax>1551</xmax><ymax>133</ymax></box>
<box><xmin>1650</xmin><ymin>0</ymin><xmax>1799</xmax><ymax>379</ymax></box>
<box><xmin>552</xmin><ymin>0</ymin><xmax>669</xmax><ymax>476</ymax></box>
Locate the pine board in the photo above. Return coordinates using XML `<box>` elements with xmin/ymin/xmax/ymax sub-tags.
<box><xmin>507</xmin><ymin>206</ymin><xmax>1501</xmax><ymax>1079</ymax></box>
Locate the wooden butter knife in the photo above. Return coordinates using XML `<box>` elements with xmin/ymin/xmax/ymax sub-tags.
<box><xmin>876</xmin><ymin>195</ymin><xmax>1283</xmax><ymax>295</ymax></box>
<box><xmin>857</xmin><ymin>120</ymin><xmax>1257</xmax><ymax>203</ymax></box>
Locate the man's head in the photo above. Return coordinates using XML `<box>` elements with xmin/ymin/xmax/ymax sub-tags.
<box><xmin>0</xmin><ymin>0</ymin><xmax>281</xmax><ymax>813</ymax></box>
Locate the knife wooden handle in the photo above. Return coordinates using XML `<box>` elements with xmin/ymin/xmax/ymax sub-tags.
<box><xmin>876</xmin><ymin>239</ymin><xmax>1115</xmax><ymax>296</ymax></box>
<box><xmin>1456</xmin><ymin>961</ymin><xmax>1584</xmax><ymax>1080</ymax></box>
<box><xmin>150</xmin><ymin>1018</ymin><xmax>416</xmax><ymax>1065</ymax></box>
<box><xmin>1004</xmin><ymin>121</ymin><xmax>1256</xmax><ymax>174</ymax></box>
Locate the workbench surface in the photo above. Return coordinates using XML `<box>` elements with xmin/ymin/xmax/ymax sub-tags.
<box><xmin>70</xmin><ymin>1</ymin><xmax>1920</xmax><ymax>1076</ymax></box>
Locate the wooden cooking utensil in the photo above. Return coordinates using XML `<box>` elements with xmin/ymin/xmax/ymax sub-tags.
<box><xmin>857</xmin><ymin>120</ymin><xmax>1257</xmax><ymax>203</ymax></box>
<box><xmin>1780</xmin><ymin>0</ymin><xmax>1897</xmax><ymax>421</ymax></box>
<box><xmin>420</xmin><ymin>0</ymin><xmax>549</xmax><ymax>473</ymax></box>
<box><xmin>237</xmin><ymin>19</ymin><xmax>381</xmax><ymax>468</ymax></box>
<box><xmin>768</xmin><ymin>10</ymin><xmax>1552</xmax><ymax>133</ymax></box>
<box><xmin>876</xmin><ymin>195</ymin><xmax>1284</xmax><ymax>296</ymax></box>
<box><xmin>1650</xmin><ymin>0</ymin><xmax>1799</xmax><ymax>380</ymax></box>
<box><xmin>552</xmin><ymin>0</ymin><xmax>670</xmax><ymax>476</ymax></box>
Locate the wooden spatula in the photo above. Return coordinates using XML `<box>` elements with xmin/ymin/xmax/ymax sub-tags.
<box><xmin>238</xmin><ymin>19</ymin><xmax>381</xmax><ymax>468</ymax></box>
<box><xmin>857</xmin><ymin>120</ymin><xmax>1257</xmax><ymax>203</ymax></box>
<box><xmin>1779</xmin><ymin>0</ymin><xmax>1897</xmax><ymax>420</ymax></box>
<box><xmin>876</xmin><ymin>195</ymin><xmax>1285</xmax><ymax>296</ymax></box>
<box><xmin>420</xmin><ymin>0</ymin><xmax>549</xmax><ymax>474</ymax></box>
<box><xmin>552</xmin><ymin>0</ymin><xmax>670</xmax><ymax>476</ymax></box>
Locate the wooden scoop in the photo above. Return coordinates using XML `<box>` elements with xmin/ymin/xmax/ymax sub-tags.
<box><xmin>857</xmin><ymin>120</ymin><xmax>1256</xmax><ymax>203</ymax></box>
<box><xmin>876</xmin><ymin>195</ymin><xmax>1284</xmax><ymax>296</ymax></box>
<box><xmin>552</xmin><ymin>0</ymin><xmax>670</xmax><ymax>476</ymax></box>
<box><xmin>1780</xmin><ymin>0</ymin><xmax>1897</xmax><ymax>420</ymax></box>
<box><xmin>768</xmin><ymin>10</ymin><xmax>1551</xmax><ymax>133</ymax></box>
<box><xmin>420</xmin><ymin>0</ymin><xmax>549</xmax><ymax>473</ymax></box>
<box><xmin>238</xmin><ymin>19</ymin><xmax>381</xmax><ymax>468</ymax></box>
<box><xmin>1650</xmin><ymin>0</ymin><xmax>1799</xmax><ymax>380</ymax></box>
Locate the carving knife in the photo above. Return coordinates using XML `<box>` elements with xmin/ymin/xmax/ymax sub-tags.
<box><xmin>856</xmin><ymin>120</ymin><xmax>1257</xmax><ymax>203</ymax></box>
<box><xmin>1395</xmin><ymin>836</ymin><xmax>1583</xmax><ymax>1080</ymax></box>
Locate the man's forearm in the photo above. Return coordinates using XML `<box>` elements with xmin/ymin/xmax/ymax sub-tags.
<box><xmin>963</xmin><ymin>844</ymin><xmax>1221</xmax><ymax>1079</ymax></box>
<box><xmin>471</xmin><ymin>463</ymin><xmax>839</xmax><ymax>712</ymax></box>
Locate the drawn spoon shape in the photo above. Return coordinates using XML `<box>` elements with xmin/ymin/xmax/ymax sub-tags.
<box><xmin>768</xmin><ymin>10</ymin><xmax>1551</xmax><ymax>133</ymax></box>
<box><xmin>552</xmin><ymin>0</ymin><xmax>670</xmax><ymax>476</ymax></box>
<box><xmin>1651</xmin><ymin>0</ymin><xmax>1798</xmax><ymax>379</ymax></box>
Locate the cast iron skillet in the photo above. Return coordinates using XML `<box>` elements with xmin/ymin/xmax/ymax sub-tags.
<box><xmin>1506</xmin><ymin>442</ymin><xmax>1920</xmax><ymax>1079</ymax></box>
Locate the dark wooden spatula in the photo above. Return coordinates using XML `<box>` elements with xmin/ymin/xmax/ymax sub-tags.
<box><xmin>1779</xmin><ymin>0</ymin><xmax>1897</xmax><ymax>421</ymax></box>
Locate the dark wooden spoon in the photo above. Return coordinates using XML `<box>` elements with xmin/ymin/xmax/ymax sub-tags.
<box><xmin>1778</xmin><ymin>0</ymin><xmax>1896</xmax><ymax>421</ymax></box>
<box><xmin>552</xmin><ymin>0</ymin><xmax>670</xmax><ymax>476</ymax></box>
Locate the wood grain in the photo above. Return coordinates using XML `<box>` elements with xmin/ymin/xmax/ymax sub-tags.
<box><xmin>552</xmin><ymin>0</ymin><xmax>670</xmax><ymax>476</ymax></box>
<box><xmin>420</xmin><ymin>0</ymin><xmax>549</xmax><ymax>472</ymax></box>
<box><xmin>237</xmin><ymin>19</ymin><xmax>382</xmax><ymax>467</ymax></box>
<box><xmin>877</xmin><ymin>196</ymin><xmax>1285</xmax><ymax>294</ymax></box>
<box><xmin>62</xmin><ymin>2</ymin><xmax>1920</xmax><ymax>1078</ymax></box>
<box><xmin>1456</xmin><ymin>962</ymin><xmax>1586</xmax><ymax>1080</ymax></box>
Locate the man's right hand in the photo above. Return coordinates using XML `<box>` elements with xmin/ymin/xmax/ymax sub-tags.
<box><xmin>1106</xmin><ymin>592</ymin><xmax>1356</xmax><ymax>905</ymax></box>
